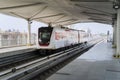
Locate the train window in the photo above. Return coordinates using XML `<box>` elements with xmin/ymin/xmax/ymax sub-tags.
<box><xmin>41</xmin><ymin>32</ymin><xmax>50</xmax><ymax>41</ymax></box>
<box><xmin>38</xmin><ymin>27</ymin><xmax>53</xmax><ymax>46</ymax></box>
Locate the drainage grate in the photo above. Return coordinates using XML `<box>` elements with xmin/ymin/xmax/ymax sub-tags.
<box><xmin>105</xmin><ymin>69</ymin><xmax>120</xmax><ymax>80</ymax></box>
<box><xmin>56</xmin><ymin>72</ymin><xmax>71</xmax><ymax>75</ymax></box>
<box><xmin>107</xmin><ymin>69</ymin><xmax>120</xmax><ymax>73</ymax></box>
<box><xmin>70</xmin><ymin>0</ymin><xmax>109</xmax><ymax>2</ymax></box>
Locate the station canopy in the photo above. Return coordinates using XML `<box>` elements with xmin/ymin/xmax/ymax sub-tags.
<box><xmin>0</xmin><ymin>0</ymin><xmax>118</xmax><ymax>26</ymax></box>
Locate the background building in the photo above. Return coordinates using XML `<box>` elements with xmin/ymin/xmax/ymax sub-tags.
<box><xmin>0</xmin><ymin>29</ymin><xmax>36</xmax><ymax>47</ymax></box>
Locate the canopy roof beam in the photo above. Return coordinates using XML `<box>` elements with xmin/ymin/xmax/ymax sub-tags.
<box><xmin>30</xmin><ymin>6</ymin><xmax>48</xmax><ymax>19</ymax></box>
<box><xmin>70</xmin><ymin>0</ymin><xmax>111</xmax><ymax>2</ymax></box>
<box><xmin>32</xmin><ymin>13</ymin><xmax>64</xmax><ymax>20</ymax></box>
<box><xmin>82</xmin><ymin>11</ymin><xmax>112</xmax><ymax>17</ymax></box>
<box><xmin>75</xmin><ymin>4</ymin><xmax>112</xmax><ymax>15</ymax></box>
<box><xmin>63</xmin><ymin>21</ymin><xmax>81</xmax><ymax>25</ymax></box>
<box><xmin>89</xmin><ymin>17</ymin><xmax>112</xmax><ymax>22</ymax></box>
<box><xmin>54</xmin><ymin>19</ymin><xmax>77</xmax><ymax>24</ymax></box>
<box><xmin>0</xmin><ymin>2</ymin><xmax>45</xmax><ymax>10</ymax></box>
<box><xmin>53</xmin><ymin>15</ymin><xmax>66</xmax><ymax>22</ymax></box>
<box><xmin>10</xmin><ymin>12</ymin><xmax>27</xmax><ymax>19</ymax></box>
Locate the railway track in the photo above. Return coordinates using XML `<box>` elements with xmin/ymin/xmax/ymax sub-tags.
<box><xmin>0</xmin><ymin>43</ymin><xmax>92</xmax><ymax>80</ymax></box>
<box><xmin>0</xmin><ymin>43</ymin><xmax>84</xmax><ymax>71</ymax></box>
<box><xmin>0</xmin><ymin>39</ymin><xmax>103</xmax><ymax>80</ymax></box>
<box><xmin>0</xmin><ymin>50</ymin><xmax>40</xmax><ymax>71</ymax></box>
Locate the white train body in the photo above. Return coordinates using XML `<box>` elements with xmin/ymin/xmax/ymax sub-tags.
<box><xmin>37</xmin><ymin>27</ymin><xmax>87</xmax><ymax>50</ymax></box>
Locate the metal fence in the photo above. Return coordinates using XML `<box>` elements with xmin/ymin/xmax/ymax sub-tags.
<box><xmin>0</xmin><ymin>32</ymin><xmax>36</xmax><ymax>47</ymax></box>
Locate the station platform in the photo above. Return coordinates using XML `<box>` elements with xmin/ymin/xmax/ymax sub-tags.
<box><xmin>0</xmin><ymin>45</ymin><xmax>36</xmax><ymax>58</ymax></box>
<box><xmin>47</xmin><ymin>41</ymin><xmax>120</xmax><ymax>80</ymax></box>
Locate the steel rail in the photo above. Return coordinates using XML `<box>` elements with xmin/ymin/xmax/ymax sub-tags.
<box><xmin>0</xmin><ymin>44</ymin><xmax>82</xmax><ymax>76</ymax></box>
<box><xmin>0</xmin><ymin>50</ymin><xmax>38</xmax><ymax>68</ymax></box>
<box><xmin>0</xmin><ymin>38</ymin><xmax>103</xmax><ymax>80</ymax></box>
<box><xmin>0</xmin><ymin>44</ymin><xmax>91</xmax><ymax>80</ymax></box>
<box><xmin>18</xmin><ymin>45</ymin><xmax>93</xmax><ymax>80</ymax></box>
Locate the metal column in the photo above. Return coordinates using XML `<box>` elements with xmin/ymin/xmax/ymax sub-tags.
<box><xmin>116</xmin><ymin>9</ymin><xmax>120</xmax><ymax>57</ymax></box>
<box><xmin>114</xmin><ymin>20</ymin><xmax>117</xmax><ymax>46</ymax></box>
<box><xmin>113</xmin><ymin>24</ymin><xmax>115</xmax><ymax>44</ymax></box>
<box><xmin>27</xmin><ymin>20</ymin><xmax>31</xmax><ymax>46</ymax></box>
<box><xmin>112</xmin><ymin>20</ymin><xmax>117</xmax><ymax>47</ymax></box>
<box><xmin>115</xmin><ymin>21</ymin><xmax>117</xmax><ymax>47</ymax></box>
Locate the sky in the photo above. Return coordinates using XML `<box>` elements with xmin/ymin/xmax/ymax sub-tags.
<box><xmin>73</xmin><ymin>23</ymin><xmax>113</xmax><ymax>34</ymax></box>
<box><xmin>0</xmin><ymin>14</ymin><xmax>113</xmax><ymax>34</ymax></box>
<box><xmin>0</xmin><ymin>14</ymin><xmax>47</xmax><ymax>33</ymax></box>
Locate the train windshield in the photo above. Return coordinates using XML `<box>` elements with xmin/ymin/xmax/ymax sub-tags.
<box><xmin>41</xmin><ymin>32</ymin><xmax>51</xmax><ymax>41</ymax></box>
<box><xmin>38</xmin><ymin>27</ymin><xmax>53</xmax><ymax>46</ymax></box>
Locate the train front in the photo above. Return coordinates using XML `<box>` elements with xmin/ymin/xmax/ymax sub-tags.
<box><xmin>37</xmin><ymin>27</ymin><xmax>53</xmax><ymax>50</ymax></box>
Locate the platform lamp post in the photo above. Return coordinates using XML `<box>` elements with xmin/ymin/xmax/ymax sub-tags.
<box><xmin>27</xmin><ymin>19</ymin><xmax>32</xmax><ymax>46</ymax></box>
<box><xmin>113</xmin><ymin>1</ymin><xmax>120</xmax><ymax>58</ymax></box>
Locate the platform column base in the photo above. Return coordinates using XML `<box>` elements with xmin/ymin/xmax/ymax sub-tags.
<box><xmin>112</xmin><ymin>45</ymin><xmax>116</xmax><ymax>48</ymax></box>
<box><xmin>113</xmin><ymin>54</ymin><xmax>120</xmax><ymax>58</ymax></box>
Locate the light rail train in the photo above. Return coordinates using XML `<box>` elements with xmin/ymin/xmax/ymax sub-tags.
<box><xmin>37</xmin><ymin>26</ymin><xmax>88</xmax><ymax>54</ymax></box>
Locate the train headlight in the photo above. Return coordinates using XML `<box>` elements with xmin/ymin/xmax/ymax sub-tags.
<box><xmin>113</xmin><ymin>2</ymin><xmax>120</xmax><ymax>9</ymax></box>
<box><xmin>113</xmin><ymin>5</ymin><xmax>120</xmax><ymax>9</ymax></box>
<box><xmin>39</xmin><ymin>39</ymin><xmax>41</xmax><ymax>42</ymax></box>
